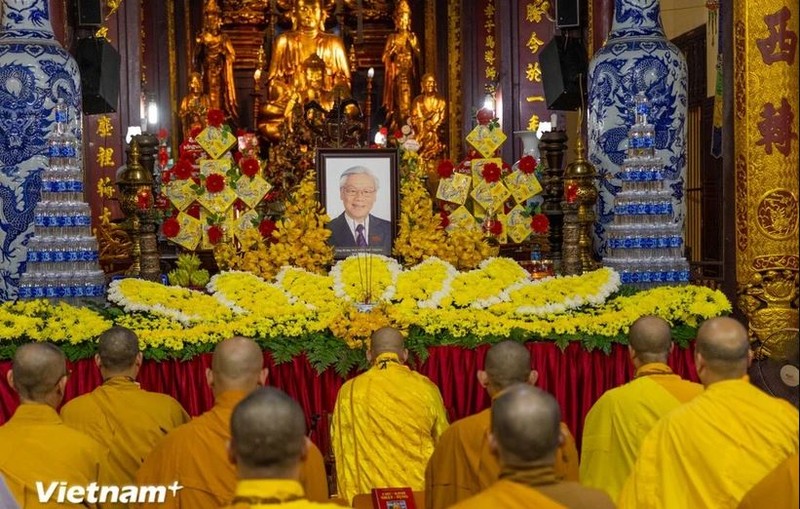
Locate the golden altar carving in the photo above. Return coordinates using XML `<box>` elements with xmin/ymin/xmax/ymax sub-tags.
<box><xmin>410</xmin><ymin>73</ymin><xmax>447</xmax><ymax>165</ymax></box>
<box><xmin>179</xmin><ymin>71</ymin><xmax>211</xmax><ymax>138</ymax></box>
<box><xmin>382</xmin><ymin>0</ymin><xmax>421</xmax><ymax>130</ymax></box>
<box><xmin>195</xmin><ymin>0</ymin><xmax>238</xmax><ymax>121</ymax></box>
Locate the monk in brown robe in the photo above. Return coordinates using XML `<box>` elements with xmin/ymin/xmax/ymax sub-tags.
<box><xmin>425</xmin><ymin>340</ymin><xmax>579</xmax><ymax>509</ymax></box>
<box><xmin>135</xmin><ymin>337</ymin><xmax>328</xmax><ymax>508</ymax></box>
<box><xmin>451</xmin><ymin>384</ymin><xmax>613</xmax><ymax>509</ymax></box>
<box><xmin>222</xmin><ymin>387</ymin><xmax>346</xmax><ymax>509</ymax></box>
<box><xmin>0</xmin><ymin>343</ymin><xmax>108</xmax><ymax>508</ymax></box>
<box><xmin>61</xmin><ymin>326</ymin><xmax>190</xmax><ymax>492</ymax></box>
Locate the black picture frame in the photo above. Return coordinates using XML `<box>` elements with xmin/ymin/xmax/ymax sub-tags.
<box><xmin>317</xmin><ymin>148</ymin><xmax>400</xmax><ymax>259</ymax></box>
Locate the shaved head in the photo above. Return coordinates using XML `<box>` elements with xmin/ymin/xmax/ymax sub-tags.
<box><xmin>629</xmin><ymin>316</ymin><xmax>672</xmax><ymax>364</ymax></box>
<box><xmin>230</xmin><ymin>387</ymin><xmax>307</xmax><ymax>472</ymax></box>
<box><xmin>98</xmin><ymin>326</ymin><xmax>139</xmax><ymax>372</ymax></box>
<box><xmin>11</xmin><ymin>343</ymin><xmax>67</xmax><ymax>402</ymax></box>
<box><xmin>491</xmin><ymin>384</ymin><xmax>561</xmax><ymax>465</ymax></box>
<box><xmin>211</xmin><ymin>337</ymin><xmax>265</xmax><ymax>392</ymax></box>
<box><xmin>369</xmin><ymin>327</ymin><xmax>405</xmax><ymax>357</ymax></box>
<box><xmin>696</xmin><ymin>317</ymin><xmax>751</xmax><ymax>381</ymax></box>
<box><xmin>484</xmin><ymin>341</ymin><xmax>532</xmax><ymax>390</ymax></box>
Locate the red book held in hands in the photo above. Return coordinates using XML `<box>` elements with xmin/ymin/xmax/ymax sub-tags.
<box><xmin>371</xmin><ymin>487</ymin><xmax>416</xmax><ymax>509</ymax></box>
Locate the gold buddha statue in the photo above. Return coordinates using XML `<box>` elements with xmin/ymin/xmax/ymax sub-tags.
<box><xmin>410</xmin><ymin>73</ymin><xmax>447</xmax><ymax>162</ymax></box>
<box><xmin>258</xmin><ymin>0</ymin><xmax>351</xmax><ymax>142</ymax></box>
<box><xmin>382</xmin><ymin>0</ymin><xmax>421</xmax><ymax>130</ymax></box>
<box><xmin>179</xmin><ymin>72</ymin><xmax>211</xmax><ymax>138</ymax></box>
<box><xmin>195</xmin><ymin>0</ymin><xmax>238</xmax><ymax>121</ymax></box>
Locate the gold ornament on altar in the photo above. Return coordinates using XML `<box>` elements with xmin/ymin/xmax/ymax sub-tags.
<box><xmin>410</xmin><ymin>73</ymin><xmax>447</xmax><ymax>170</ymax></box>
<box><xmin>258</xmin><ymin>0</ymin><xmax>351</xmax><ymax>143</ymax></box>
<box><xmin>561</xmin><ymin>132</ymin><xmax>599</xmax><ymax>276</ymax></box>
<box><xmin>382</xmin><ymin>0</ymin><xmax>421</xmax><ymax>131</ymax></box>
<box><xmin>179</xmin><ymin>72</ymin><xmax>211</xmax><ymax>139</ymax></box>
<box><xmin>195</xmin><ymin>0</ymin><xmax>238</xmax><ymax>122</ymax></box>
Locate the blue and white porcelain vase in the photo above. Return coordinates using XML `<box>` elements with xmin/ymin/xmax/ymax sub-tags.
<box><xmin>587</xmin><ymin>0</ymin><xmax>687</xmax><ymax>258</ymax></box>
<box><xmin>0</xmin><ymin>0</ymin><xmax>82</xmax><ymax>300</ymax></box>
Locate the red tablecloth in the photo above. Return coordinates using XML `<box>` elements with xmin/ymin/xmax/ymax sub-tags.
<box><xmin>0</xmin><ymin>342</ymin><xmax>698</xmax><ymax>455</ymax></box>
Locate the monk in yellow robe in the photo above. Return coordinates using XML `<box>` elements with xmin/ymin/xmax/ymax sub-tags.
<box><xmin>451</xmin><ymin>385</ymin><xmax>614</xmax><ymax>509</ymax></box>
<box><xmin>61</xmin><ymin>326</ymin><xmax>190</xmax><ymax>491</ymax></box>
<box><xmin>580</xmin><ymin>316</ymin><xmax>703</xmax><ymax>501</ymax></box>
<box><xmin>737</xmin><ymin>452</ymin><xmax>799</xmax><ymax>509</ymax></box>
<box><xmin>331</xmin><ymin>327</ymin><xmax>449</xmax><ymax>503</ymax></box>
<box><xmin>0</xmin><ymin>343</ymin><xmax>108</xmax><ymax>508</ymax></box>
<box><xmin>221</xmin><ymin>387</ymin><xmax>346</xmax><ymax>509</ymax></box>
<box><xmin>425</xmin><ymin>340</ymin><xmax>580</xmax><ymax>509</ymax></box>
<box><xmin>619</xmin><ymin>317</ymin><xmax>800</xmax><ymax>509</ymax></box>
<box><xmin>135</xmin><ymin>337</ymin><xmax>328</xmax><ymax>509</ymax></box>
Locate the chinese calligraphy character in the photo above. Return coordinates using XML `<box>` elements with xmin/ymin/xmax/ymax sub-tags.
<box><xmin>756</xmin><ymin>6</ymin><xmax>797</xmax><ymax>65</ymax></box>
<box><xmin>526</xmin><ymin>0</ymin><xmax>550</xmax><ymax>23</ymax></box>
<box><xmin>526</xmin><ymin>62</ymin><xmax>542</xmax><ymax>82</ymax></box>
<box><xmin>527</xmin><ymin>114</ymin><xmax>540</xmax><ymax>132</ymax></box>
<box><xmin>756</xmin><ymin>98</ymin><xmax>797</xmax><ymax>156</ymax></box>
<box><xmin>527</xmin><ymin>32</ymin><xmax>544</xmax><ymax>54</ymax></box>
<box><xmin>97</xmin><ymin>146</ymin><xmax>116</xmax><ymax>167</ymax></box>
<box><xmin>96</xmin><ymin>115</ymin><xmax>114</xmax><ymax>138</ymax></box>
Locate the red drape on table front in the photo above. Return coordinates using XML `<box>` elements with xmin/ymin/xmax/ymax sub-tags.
<box><xmin>0</xmin><ymin>342</ymin><xmax>698</xmax><ymax>454</ymax></box>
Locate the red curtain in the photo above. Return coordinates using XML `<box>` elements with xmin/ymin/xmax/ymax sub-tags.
<box><xmin>0</xmin><ymin>342</ymin><xmax>697</xmax><ymax>455</ymax></box>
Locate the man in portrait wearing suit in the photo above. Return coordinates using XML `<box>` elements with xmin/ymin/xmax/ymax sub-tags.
<box><xmin>327</xmin><ymin>165</ymin><xmax>392</xmax><ymax>256</ymax></box>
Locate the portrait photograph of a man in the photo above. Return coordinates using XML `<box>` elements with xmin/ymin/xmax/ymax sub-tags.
<box><xmin>317</xmin><ymin>149</ymin><xmax>399</xmax><ymax>259</ymax></box>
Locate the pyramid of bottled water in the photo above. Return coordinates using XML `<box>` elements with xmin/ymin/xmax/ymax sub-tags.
<box><xmin>17</xmin><ymin>100</ymin><xmax>106</xmax><ymax>301</ymax></box>
<box><xmin>603</xmin><ymin>92</ymin><xmax>690</xmax><ymax>288</ymax></box>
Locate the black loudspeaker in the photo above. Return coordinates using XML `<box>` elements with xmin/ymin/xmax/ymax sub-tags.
<box><xmin>539</xmin><ymin>35</ymin><xmax>588</xmax><ymax>111</ymax></box>
<box><xmin>76</xmin><ymin>0</ymin><xmax>103</xmax><ymax>27</ymax></box>
<box><xmin>555</xmin><ymin>0</ymin><xmax>581</xmax><ymax>29</ymax></box>
<box><xmin>75</xmin><ymin>38</ymin><xmax>120</xmax><ymax>115</ymax></box>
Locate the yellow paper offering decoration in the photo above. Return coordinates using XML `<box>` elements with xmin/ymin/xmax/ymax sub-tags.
<box><xmin>471</xmin><ymin>158</ymin><xmax>503</xmax><ymax>185</ymax></box>
<box><xmin>505</xmin><ymin>169</ymin><xmax>543</xmax><ymax>204</ymax></box>
<box><xmin>466</xmin><ymin>124</ymin><xmax>507</xmax><ymax>158</ymax></box>
<box><xmin>471</xmin><ymin>181</ymin><xmax>510</xmax><ymax>214</ymax></box>
<box><xmin>446</xmin><ymin>205</ymin><xmax>478</xmax><ymax>232</ymax></box>
<box><xmin>199</xmin><ymin>158</ymin><xmax>231</xmax><ymax>176</ymax></box>
<box><xmin>200</xmin><ymin>209</ymin><xmax>235</xmax><ymax>250</ymax></box>
<box><xmin>507</xmin><ymin>205</ymin><xmax>532</xmax><ymax>243</ymax></box>
<box><xmin>173</xmin><ymin>212</ymin><xmax>203</xmax><ymax>250</ymax></box>
<box><xmin>436</xmin><ymin>172</ymin><xmax>472</xmax><ymax>204</ymax></box>
<box><xmin>165</xmin><ymin>179</ymin><xmax>196</xmax><ymax>211</ymax></box>
<box><xmin>495</xmin><ymin>212</ymin><xmax>509</xmax><ymax>244</ymax></box>
<box><xmin>235</xmin><ymin>209</ymin><xmax>260</xmax><ymax>238</ymax></box>
<box><xmin>195</xmin><ymin>126</ymin><xmax>237</xmax><ymax>159</ymax></box>
<box><xmin>236</xmin><ymin>175</ymin><xmax>272</xmax><ymax>209</ymax></box>
<box><xmin>196</xmin><ymin>177</ymin><xmax>237</xmax><ymax>214</ymax></box>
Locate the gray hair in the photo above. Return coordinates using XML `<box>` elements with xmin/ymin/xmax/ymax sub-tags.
<box><xmin>339</xmin><ymin>165</ymin><xmax>379</xmax><ymax>191</ymax></box>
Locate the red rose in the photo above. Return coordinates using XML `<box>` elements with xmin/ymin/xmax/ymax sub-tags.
<box><xmin>207</xmin><ymin>225</ymin><xmax>224</xmax><ymax>244</ymax></box>
<box><xmin>476</xmin><ymin>107</ymin><xmax>494</xmax><ymax>125</ymax></box>
<box><xmin>258</xmin><ymin>219</ymin><xmax>277</xmax><ymax>238</ymax></box>
<box><xmin>481</xmin><ymin>162</ymin><xmax>501</xmax><ymax>183</ymax></box>
<box><xmin>241</xmin><ymin>158</ymin><xmax>260</xmax><ymax>178</ymax></box>
<box><xmin>157</xmin><ymin>128</ymin><xmax>168</xmax><ymax>141</ymax></box>
<box><xmin>162</xmin><ymin>217</ymin><xmax>180</xmax><ymax>238</ymax></box>
<box><xmin>565</xmin><ymin>182</ymin><xmax>579</xmax><ymax>203</ymax></box>
<box><xmin>207</xmin><ymin>109</ymin><xmax>225</xmax><ymax>128</ymax></box>
<box><xmin>136</xmin><ymin>189</ymin><xmax>151</xmax><ymax>210</ymax></box>
<box><xmin>189</xmin><ymin>126</ymin><xmax>202</xmax><ymax>139</ymax></box>
<box><xmin>439</xmin><ymin>211</ymin><xmax>450</xmax><ymax>229</ymax></box>
<box><xmin>187</xmin><ymin>202</ymin><xmax>201</xmax><ymax>218</ymax></box>
<box><xmin>161</xmin><ymin>170</ymin><xmax>172</xmax><ymax>185</ymax></box>
<box><xmin>437</xmin><ymin>160</ymin><xmax>455</xmax><ymax>179</ymax></box>
<box><xmin>173</xmin><ymin>159</ymin><xmax>193</xmax><ymax>180</ymax></box>
<box><xmin>530</xmin><ymin>213</ymin><xmax>549</xmax><ymax>234</ymax></box>
<box><xmin>519</xmin><ymin>155</ymin><xmax>537</xmax><ymax>174</ymax></box>
<box><xmin>205</xmin><ymin>173</ymin><xmax>225</xmax><ymax>193</ymax></box>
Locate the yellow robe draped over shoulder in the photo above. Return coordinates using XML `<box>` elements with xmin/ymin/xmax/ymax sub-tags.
<box><xmin>331</xmin><ymin>354</ymin><xmax>449</xmax><ymax>503</ymax></box>
<box><xmin>220</xmin><ymin>479</ymin><xmax>346</xmax><ymax>509</ymax></box>
<box><xmin>448</xmin><ymin>479</ymin><xmax>566</xmax><ymax>509</ymax></box>
<box><xmin>737</xmin><ymin>452</ymin><xmax>799</xmax><ymax>509</ymax></box>
<box><xmin>0</xmin><ymin>403</ymin><xmax>108</xmax><ymax>508</ymax></box>
<box><xmin>618</xmin><ymin>378</ymin><xmax>800</xmax><ymax>509</ymax></box>
<box><xmin>135</xmin><ymin>391</ymin><xmax>328</xmax><ymax>509</ymax></box>
<box><xmin>579</xmin><ymin>362</ymin><xmax>703</xmax><ymax>501</ymax></box>
<box><xmin>424</xmin><ymin>406</ymin><xmax>579</xmax><ymax>509</ymax></box>
<box><xmin>60</xmin><ymin>376</ymin><xmax>190</xmax><ymax>487</ymax></box>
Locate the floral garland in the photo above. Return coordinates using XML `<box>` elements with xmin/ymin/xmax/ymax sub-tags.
<box><xmin>448</xmin><ymin>257</ymin><xmax>530</xmax><ymax>308</ymax></box>
<box><xmin>330</xmin><ymin>254</ymin><xmax>402</xmax><ymax>303</ymax></box>
<box><xmin>393</xmin><ymin>257</ymin><xmax>458</xmax><ymax>309</ymax></box>
<box><xmin>0</xmin><ymin>300</ymin><xmax>112</xmax><ymax>345</ymax></box>
<box><xmin>275</xmin><ymin>266</ymin><xmax>337</xmax><ymax>312</ymax></box>
<box><xmin>503</xmin><ymin>267</ymin><xmax>622</xmax><ymax>316</ymax></box>
<box><xmin>208</xmin><ymin>271</ymin><xmax>296</xmax><ymax>314</ymax></box>
<box><xmin>107</xmin><ymin>279</ymin><xmax>233</xmax><ymax>325</ymax></box>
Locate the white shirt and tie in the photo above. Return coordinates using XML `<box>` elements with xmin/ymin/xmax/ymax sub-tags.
<box><xmin>346</xmin><ymin>215</ymin><xmax>370</xmax><ymax>246</ymax></box>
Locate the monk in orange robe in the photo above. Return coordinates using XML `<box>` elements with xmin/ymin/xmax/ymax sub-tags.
<box><xmin>0</xmin><ymin>343</ymin><xmax>108</xmax><ymax>508</ymax></box>
<box><xmin>221</xmin><ymin>387</ymin><xmax>346</xmax><ymax>509</ymax></box>
<box><xmin>450</xmin><ymin>384</ymin><xmax>613</xmax><ymax>509</ymax></box>
<box><xmin>737</xmin><ymin>452</ymin><xmax>799</xmax><ymax>509</ymax></box>
<box><xmin>619</xmin><ymin>317</ymin><xmax>799</xmax><ymax>508</ymax></box>
<box><xmin>580</xmin><ymin>316</ymin><xmax>704</xmax><ymax>501</ymax></box>
<box><xmin>135</xmin><ymin>337</ymin><xmax>328</xmax><ymax>508</ymax></box>
<box><xmin>61</xmin><ymin>326</ymin><xmax>190</xmax><ymax>491</ymax></box>
<box><xmin>425</xmin><ymin>340</ymin><xmax>579</xmax><ymax>509</ymax></box>
<box><xmin>332</xmin><ymin>327</ymin><xmax>449</xmax><ymax>504</ymax></box>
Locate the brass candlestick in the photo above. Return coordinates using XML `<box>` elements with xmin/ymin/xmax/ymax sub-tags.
<box><xmin>561</xmin><ymin>118</ymin><xmax>598</xmax><ymax>274</ymax></box>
